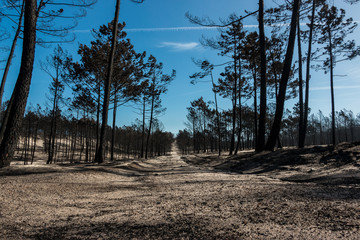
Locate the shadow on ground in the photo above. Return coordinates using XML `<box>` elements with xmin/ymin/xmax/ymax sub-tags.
<box><xmin>183</xmin><ymin>142</ymin><xmax>360</xmax><ymax>186</ymax></box>
<box><xmin>24</xmin><ymin>218</ymin><xmax>238</xmax><ymax>240</ymax></box>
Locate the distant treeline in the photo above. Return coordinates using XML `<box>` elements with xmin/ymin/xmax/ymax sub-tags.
<box><xmin>0</xmin><ymin>0</ymin><xmax>176</xmax><ymax>167</ymax></box>
<box><xmin>0</xmin><ymin>21</ymin><xmax>175</xmax><ymax>165</ymax></box>
<box><xmin>9</xmin><ymin>106</ymin><xmax>173</xmax><ymax>164</ymax></box>
<box><xmin>178</xmin><ymin>0</ymin><xmax>360</xmax><ymax>155</ymax></box>
<box><xmin>177</xmin><ymin>103</ymin><xmax>360</xmax><ymax>155</ymax></box>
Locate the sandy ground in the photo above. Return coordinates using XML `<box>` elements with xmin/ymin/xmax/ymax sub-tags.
<box><xmin>0</xmin><ymin>145</ymin><xmax>359</xmax><ymax>239</ymax></box>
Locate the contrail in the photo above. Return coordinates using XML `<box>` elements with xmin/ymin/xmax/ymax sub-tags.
<box><xmin>74</xmin><ymin>20</ymin><xmax>360</xmax><ymax>33</ymax></box>
<box><xmin>74</xmin><ymin>24</ymin><xmax>259</xmax><ymax>33</ymax></box>
<box><xmin>125</xmin><ymin>25</ymin><xmax>258</xmax><ymax>32</ymax></box>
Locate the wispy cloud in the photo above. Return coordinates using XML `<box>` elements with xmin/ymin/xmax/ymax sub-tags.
<box><xmin>73</xmin><ymin>25</ymin><xmax>259</xmax><ymax>34</ymax></box>
<box><xmin>158</xmin><ymin>41</ymin><xmax>200</xmax><ymax>51</ymax></box>
<box><xmin>310</xmin><ymin>85</ymin><xmax>360</xmax><ymax>91</ymax></box>
<box><xmin>69</xmin><ymin>20</ymin><xmax>360</xmax><ymax>34</ymax></box>
<box><xmin>127</xmin><ymin>26</ymin><xmax>214</xmax><ymax>32</ymax></box>
<box><xmin>125</xmin><ymin>25</ymin><xmax>258</xmax><ymax>32</ymax></box>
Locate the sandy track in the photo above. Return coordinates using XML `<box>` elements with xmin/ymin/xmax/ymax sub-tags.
<box><xmin>0</xmin><ymin>146</ymin><xmax>359</xmax><ymax>239</ymax></box>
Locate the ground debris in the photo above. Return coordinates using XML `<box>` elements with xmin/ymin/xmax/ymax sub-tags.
<box><xmin>1</xmin><ymin>144</ymin><xmax>360</xmax><ymax>239</ymax></box>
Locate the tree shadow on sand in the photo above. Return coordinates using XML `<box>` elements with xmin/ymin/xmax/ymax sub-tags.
<box><xmin>184</xmin><ymin>143</ymin><xmax>360</xmax><ymax>185</ymax></box>
<box><xmin>25</xmin><ymin>217</ymin><xmax>241</xmax><ymax>240</ymax></box>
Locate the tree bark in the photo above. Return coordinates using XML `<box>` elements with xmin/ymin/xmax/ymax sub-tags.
<box><xmin>111</xmin><ymin>90</ymin><xmax>118</xmax><ymax>161</ymax></box>
<box><xmin>145</xmin><ymin>83</ymin><xmax>155</xmax><ymax>159</ymax></box>
<box><xmin>140</xmin><ymin>97</ymin><xmax>146</xmax><ymax>158</ymax></box>
<box><xmin>256</xmin><ymin>0</ymin><xmax>267</xmax><ymax>152</ymax></box>
<box><xmin>211</xmin><ymin>72</ymin><xmax>221</xmax><ymax>156</ymax></box>
<box><xmin>0</xmin><ymin>0</ymin><xmax>37</xmax><ymax>168</ymax></box>
<box><xmin>265</xmin><ymin>0</ymin><xmax>301</xmax><ymax>151</ymax></box>
<box><xmin>300</xmin><ymin>0</ymin><xmax>316</xmax><ymax>148</ymax></box>
<box><xmin>235</xmin><ymin>59</ymin><xmax>243</xmax><ymax>154</ymax></box>
<box><xmin>95</xmin><ymin>0</ymin><xmax>121</xmax><ymax>163</ymax></box>
<box><xmin>47</xmin><ymin>80</ymin><xmax>59</xmax><ymax>164</ymax></box>
<box><xmin>31</xmin><ymin>121</ymin><xmax>38</xmax><ymax>164</ymax></box>
<box><xmin>95</xmin><ymin>82</ymin><xmax>101</xmax><ymax>158</ymax></box>
<box><xmin>252</xmin><ymin>69</ymin><xmax>258</xmax><ymax>149</ymax></box>
<box><xmin>0</xmin><ymin>1</ymin><xmax>25</xmax><ymax>109</ymax></box>
<box><xmin>0</xmin><ymin>94</ymin><xmax>14</xmax><ymax>142</ymax></box>
<box><xmin>229</xmin><ymin>36</ymin><xmax>238</xmax><ymax>155</ymax></box>
<box><xmin>297</xmin><ymin>16</ymin><xmax>304</xmax><ymax>148</ymax></box>
<box><xmin>328</xmin><ymin>29</ymin><xmax>336</xmax><ymax>146</ymax></box>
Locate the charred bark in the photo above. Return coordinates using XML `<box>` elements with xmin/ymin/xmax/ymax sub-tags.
<box><xmin>0</xmin><ymin>0</ymin><xmax>37</xmax><ymax>168</ymax></box>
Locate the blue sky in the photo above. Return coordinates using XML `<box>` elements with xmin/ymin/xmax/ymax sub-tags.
<box><xmin>1</xmin><ymin>0</ymin><xmax>360</xmax><ymax>134</ymax></box>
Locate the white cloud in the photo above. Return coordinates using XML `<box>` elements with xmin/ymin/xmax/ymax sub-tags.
<box><xmin>310</xmin><ymin>85</ymin><xmax>360</xmax><ymax>91</ymax></box>
<box><xmin>127</xmin><ymin>26</ymin><xmax>214</xmax><ymax>32</ymax></box>
<box><xmin>74</xmin><ymin>25</ymin><xmax>259</xmax><ymax>34</ymax></box>
<box><xmin>158</xmin><ymin>41</ymin><xmax>200</xmax><ymax>51</ymax></box>
<box><xmin>126</xmin><ymin>25</ymin><xmax>258</xmax><ymax>32</ymax></box>
<box><xmin>73</xmin><ymin>21</ymin><xmax>360</xmax><ymax>34</ymax></box>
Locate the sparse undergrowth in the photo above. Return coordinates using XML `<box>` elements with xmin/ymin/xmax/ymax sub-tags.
<box><xmin>183</xmin><ymin>142</ymin><xmax>360</xmax><ymax>185</ymax></box>
<box><xmin>1</xmin><ymin>144</ymin><xmax>359</xmax><ymax>239</ymax></box>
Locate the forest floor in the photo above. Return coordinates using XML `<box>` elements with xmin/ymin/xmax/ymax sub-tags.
<box><xmin>0</xmin><ymin>143</ymin><xmax>359</xmax><ymax>239</ymax></box>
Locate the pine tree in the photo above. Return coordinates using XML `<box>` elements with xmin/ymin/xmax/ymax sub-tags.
<box><xmin>313</xmin><ymin>4</ymin><xmax>360</xmax><ymax>145</ymax></box>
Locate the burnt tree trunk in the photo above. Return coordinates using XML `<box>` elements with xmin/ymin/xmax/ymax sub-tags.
<box><xmin>235</xmin><ymin>57</ymin><xmax>243</xmax><ymax>154</ymax></box>
<box><xmin>297</xmin><ymin>16</ymin><xmax>304</xmax><ymax>148</ymax></box>
<box><xmin>145</xmin><ymin>87</ymin><xmax>155</xmax><ymax>160</ymax></box>
<box><xmin>256</xmin><ymin>0</ymin><xmax>267</xmax><ymax>152</ymax></box>
<box><xmin>252</xmin><ymin>69</ymin><xmax>258</xmax><ymax>149</ymax></box>
<box><xmin>0</xmin><ymin>1</ymin><xmax>25</xmax><ymax>109</ymax></box>
<box><xmin>328</xmin><ymin>29</ymin><xmax>336</xmax><ymax>146</ymax></box>
<box><xmin>111</xmin><ymin>90</ymin><xmax>118</xmax><ymax>161</ymax></box>
<box><xmin>140</xmin><ymin>97</ymin><xmax>146</xmax><ymax>158</ymax></box>
<box><xmin>0</xmin><ymin>0</ymin><xmax>37</xmax><ymax>168</ymax></box>
<box><xmin>266</xmin><ymin>0</ymin><xmax>301</xmax><ymax>151</ymax></box>
<box><xmin>300</xmin><ymin>0</ymin><xmax>316</xmax><ymax>148</ymax></box>
<box><xmin>47</xmin><ymin>81</ymin><xmax>59</xmax><ymax>164</ymax></box>
<box><xmin>230</xmin><ymin>35</ymin><xmax>238</xmax><ymax>155</ymax></box>
<box><xmin>31</xmin><ymin>120</ymin><xmax>38</xmax><ymax>164</ymax></box>
<box><xmin>211</xmin><ymin>72</ymin><xmax>221</xmax><ymax>156</ymax></box>
<box><xmin>95</xmin><ymin>0</ymin><xmax>121</xmax><ymax>163</ymax></box>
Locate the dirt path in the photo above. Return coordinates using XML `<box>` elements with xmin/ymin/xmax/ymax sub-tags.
<box><xmin>0</xmin><ymin>145</ymin><xmax>359</xmax><ymax>239</ymax></box>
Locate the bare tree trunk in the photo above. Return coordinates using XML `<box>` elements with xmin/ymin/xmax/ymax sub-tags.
<box><xmin>297</xmin><ymin>15</ymin><xmax>304</xmax><ymax>148</ymax></box>
<box><xmin>230</xmin><ymin>36</ymin><xmax>238</xmax><ymax>156</ymax></box>
<box><xmin>71</xmin><ymin>111</ymin><xmax>79</xmax><ymax>163</ymax></box>
<box><xmin>266</xmin><ymin>0</ymin><xmax>301</xmax><ymax>151</ymax></box>
<box><xmin>253</xmin><ymin>69</ymin><xmax>258</xmax><ymax>149</ymax></box>
<box><xmin>31</xmin><ymin>121</ymin><xmax>38</xmax><ymax>164</ymax></box>
<box><xmin>328</xmin><ymin>29</ymin><xmax>336</xmax><ymax>146</ymax></box>
<box><xmin>319</xmin><ymin>113</ymin><xmax>323</xmax><ymax>144</ymax></box>
<box><xmin>140</xmin><ymin>97</ymin><xmax>146</xmax><ymax>158</ymax></box>
<box><xmin>47</xmin><ymin>83</ymin><xmax>59</xmax><ymax>164</ymax></box>
<box><xmin>95</xmin><ymin>0</ymin><xmax>121</xmax><ymax>163</ymax></box>
<box><xmin>95</xmin><ymin>83</ymin><xmax>101</xmax><ymax>158</ymax></box>
<box><xmin>25</xmin><ymin>115</ymin><xmax>32</xmax><ymax>164</ymax></box>
<box><xmin>300</xmin><ymin>0</ymin><xmax>316</xmax><ymax>148</ymax></box>
<box><xmin>192</xmin><ymin>118</ymin><xmax>196</xmax><ymax>153</ymax></box>
<box><xmin>79</xmin><ymin>123</ymin><xmax>84</xmax><ymax>162</ymax></box>
<box><xmin>211</xmin><ymin>72</ymin><xmax>221</xmax><ymax>156</ymax></box>
<box><xmin>235</xmin><ymin>56</ymin><xmax>243</xmax><ymax>154</ymax></box>
<box><xmin>0</xmin><ymin>94</ymin><xmax>14</xmax><ymax>142</ymax></box>
<box><xmin>111</xmin><ymin>90</ymin><xmax>117</xmax><ymax>161</ymax></box>
<box><xmin>0</xmin><ymin>0</ymin><xmax>37</xmax><ymax>168</ymax></box>
<box><xmin>145</xmin><ymin>91</ymin><xmax>155</xmax><ymax>159</ymax></box>
<box><xmin>256</xmin><ymin>0</ymin><xmax>267</xmax><ymax>152</ymax></box>
<box><xmin>0</xmin><ymin>1</ymin><xmax>25</xmax><ymax>109</ymax></box>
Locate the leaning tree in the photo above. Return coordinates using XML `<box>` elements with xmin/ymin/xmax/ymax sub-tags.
<box><xmin>0</xmin><ymin>0</ymin><xmax>97</xmax><ymax>168</ymax></box>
